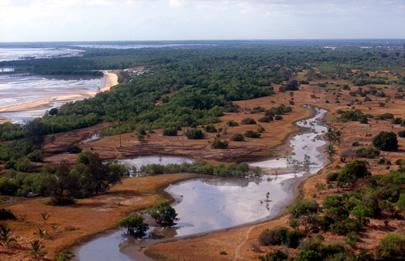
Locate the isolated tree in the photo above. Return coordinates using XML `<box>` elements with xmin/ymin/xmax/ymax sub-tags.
<box><xmin>119</xmin><ymin>214</ymin><xmax>149</xmax><ymax>238</ymax></box>
<box><xmin>373</xmin><ymin>131</ymin><xmax>398</xmax><ymax>151</ymax></box>
<box><xmin>148</xmin><ymin>202</ymin><xmax>178</xmax><ymax>227</ymax></box>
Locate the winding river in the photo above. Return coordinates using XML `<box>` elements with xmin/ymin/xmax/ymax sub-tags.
<box><xmin>74</xmin><ymin>107</ymin><xmax>328</xmax><ymax>261</ymax></box>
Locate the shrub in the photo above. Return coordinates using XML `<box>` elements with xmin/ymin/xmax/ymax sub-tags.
<box><xmin>375</xmin><ymin>233</ymin><xmax>405</xmax><ymax>260</ymax></box>
<box><xmin>259</xmin><ymin>250</ymin><xmax>288</xmax><ymax>261</ymax></box>
<box><xmin>163</xmin><ymin>127</ymin><xmax>178</xmax><ymax>136</ymax></box>
<box><xmin>241</xmin><ymin>118</ymin><xmax>256</xmax><ymax>125</ymax></box>
<box><xmin>226</xmin><ymin>120</ymin><xmax>239</xmax><ymax>127</ymax></box>
<box><xmin>280</xmin><ymin>80</ymin><xmax>300</xmax><ymax>92</ymax></box>
<box><xmin>398</xmin><ymin>130</ymin><xmax>405</xmax><ymax>138</ymax></box>
<box><xmin>231</xmin><ymin>133</ymin><xmax>245</xmax><ymax>141</ymax></box>
<box><xmin>355</xmin><ymin>147</ymin><xmax>380</xmax><ymax>159</ymax></box>
<box><xmin>373</xmin><ymin>131</ymin><xmax>398</xmax><ymax>151</ymax></box>
<box><xmin>326</xmin><ymin>172</ymin><xmax>339</xmax><ymax>183</ymax></box>
<box><xmin>244</xmin><ymin>130</ymin><xmax>261</xmax><ymax>138</ymax></box>
<box><xmin>204</xmin><ymin>125</ymin><xmax>217</xmax><ymax>133</ymax></box>
<box><xmin>259</xmin><ymin>227</ymin><xmax>289</xmax><ymax>246</ymax></box>
<box><xmin>185</xmin><ymin>129</ymin><xmax>204</xmax><ymax>139</ymax></box>
<box><xmin>148</xmin><ymin>202</ymin><xmax>177</xmax><ymax>227</ymax></box>
<box><xmin>258</xmin><ymin>116</ymin><xmax>273</xmax><ymax>123</ymax></box>
<box><xmin>392</xmin><ymin>118</ymin><xmax>403</xmax><ymax>125</ymax></box>
<box><xmin>119</xmin><ymin>213</ymin><xmax>149</xmax><ymax>238</ymax></box>
<box><xmin>15</xmin><ymin>157</ymin><xmax>34</xmax><ymax>172</ymax></box>
<box><xmin>0</xmin><ymin>209</ymin><xmax>16</xmax><ymax>221</ymax></box>
<box><xmin>275</xmin><ymin>115</ymin><xmax>283</xmax><ymax>120</ymax></box>
<box><xmin>337</xmin><ymin>160</ymin><xmax>370</xmax><ymax>185</ymax></box>
<box><xmin>27</xmin><ymin>150</ymin><xmax>43</xmax><ymax>162</ymax></box>
<box><xmin>66</xmin><ymin>145</ymin><xmax>82</xmax><ymax>154</ymax></box>
<box><xmin>288</xmin><ymin>200</ymin><xmax>319</xmax><ymax>218</ymax></box>
<box><xmin>211</xmin><ymin>138</ymin><xmax>229</xmax><ymax>149</ymax></box>
<box><xmin>330</xmin><ymin>218</ymin><xmax>362</xmax><ymax>235</ymax></box>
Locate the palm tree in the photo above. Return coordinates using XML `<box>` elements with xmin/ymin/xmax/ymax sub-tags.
<box><xmin>30</xmin><ymin>240</ymin><xmax>46</xmax><ymax>260</ymax></box>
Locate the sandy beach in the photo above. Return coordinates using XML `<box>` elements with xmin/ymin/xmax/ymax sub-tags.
<box><xmin>0</xmin><ymin>71</ymin><xmax>119</xmax><ymax>122</ymax></box>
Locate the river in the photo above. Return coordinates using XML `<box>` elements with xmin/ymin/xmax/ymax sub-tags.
<box><xmin>74</xmin><ymin>106</ymin><xmax>328</xmax><ymax>261</ymax></box>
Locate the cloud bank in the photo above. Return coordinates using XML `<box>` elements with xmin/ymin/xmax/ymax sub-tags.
<box><xmin>0</xmin><ymin>0</ymin><xmax>404</xmax><ymax>41</ymax></box>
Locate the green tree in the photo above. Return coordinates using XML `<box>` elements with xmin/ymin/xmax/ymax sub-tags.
<box><xmin>148</xmin><ymin>202</ymin><xmax>178</xmax><ymax>227</ymax></box>
<box><xmin>373</xmin><ymin>131</ymin><xmax>399</xmax><ymax>151</ymax></box>
<box><xmin>119</xmin><ymin>213</ymin><xmax>149</xmax><ymax>238</ymax></box>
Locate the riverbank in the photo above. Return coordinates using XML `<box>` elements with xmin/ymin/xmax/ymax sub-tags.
<box><xmin>145</xmin><ymin>83</ymin><xmax>405</xmax><ymax>260</ymax></box>
<box><xmin>0</xmin><ymin>174</ymin><xmax>197</xmax><ymax>261</ymax></box>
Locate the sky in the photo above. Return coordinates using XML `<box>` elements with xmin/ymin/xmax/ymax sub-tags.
<box><xmin>0</xmin><ymin>0</ymin><xmax>404</xmax><ymax>42</ymax></box>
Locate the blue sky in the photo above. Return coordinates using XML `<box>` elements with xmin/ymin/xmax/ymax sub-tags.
<box><xmin>0</xmin><ymin>0</ymin><xmax>404</xmax><ymax>41</ymax></box>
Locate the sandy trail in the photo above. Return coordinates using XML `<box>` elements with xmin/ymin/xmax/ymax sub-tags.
<box><xmin>0</xmin><ymin>70</ymin><xmax>119</xmax><ymax>115</ymax></box>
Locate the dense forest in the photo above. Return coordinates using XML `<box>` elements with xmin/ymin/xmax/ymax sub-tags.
<box><xmin>1</xmin><ymin>43</ymin><xmax>404</xmax><ymax>142</ymax></box>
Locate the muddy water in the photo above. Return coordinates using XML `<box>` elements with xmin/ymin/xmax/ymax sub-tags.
<box><xmin>74</xmin><ymin>107</ymin><xmax>328</xmax><ymax>261</ymax></box>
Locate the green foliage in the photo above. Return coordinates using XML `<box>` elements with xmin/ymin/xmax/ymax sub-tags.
<box><xmin>337</xmin><ymin>160</ymin><xmax>370</xmax><ymax>186</ymax></box>
<box><xmin>373</xmin><ymin>131</ymin><xmax>398</xmax><ymax>151</ymax></box>
<box><xmin>259</xmin><ymin>250</ymin><xmax>288</xmax><ymax>261</ymax></box>
<box><xmin>355</xmin><ymin>147</ymin><xmax>380</xmax><ymax>159</ymax></box>
<box><xmin>339</xmin><ymin>110</ymin><xmax>368</xmax><ymax>122</ymax></box>
<box><xmin>0</xmin><ymin>224</ymin><xmax>16</xmax><ymax>248</ymax></box>
<box><xmin>244</xmin><ymin>130</ymin><xmax>261</xmax><ymax>138</ymax></box>
<box><xmin>226</xmin><ymin>120</ymin><xmax>239</xmax><ymax>127</ymax></box>
<box><xmin>375</xmin><ymin>233</ymin><xmax>405</xmax><ymax>260</ymax></box>
<box><xmin>288</xmin><ymin>200</ymin><xmax>319</xmax><ymax>218</ymax></box>
<box><xmin>279</xmin><ymin>80</ymin><xmax>300</xmax><ymax>92</ymax></box>
<box><xmin>397</xmin><ymin>130</ymin><xmax>405</xmax><ymax>138</ymax></box>
<box><xmin>185</xmin><ymin>128</ymin><xmax>204</xmax><ymax>139</ymax></box>
<box><xmin>241</xmin><ymin>118</ymin><xmax>257</xmax><ymax>125</ymax></box>
<box><xmin>119</xmin><ymin>213</ymin><xmax>149</xmax><ymax>238</ymax></box>
<box><xmin>163</xmin><ymin>127</ymin><xmax>178</xmax><ymax>136</ymax></box>
<box><xmin>204</xmin><ymin>125</ymin><xmax>218</xmax><ymax>133</ymax></box>
<box><xmin>148</xmin><ymin>202</ymin><xmax>177</xmax><ymax>227</ymax></box>
<box><xmin>140</xmin><ymin>161</ymin><xmax>259</xmax><ymax>178</ymax></box>
<box><xmin>231</xmin><ymin>133</ymin><xmax>245</xmax><ymax>141</ymax></box>
<box><xmin>211</xmin><ymin>138</ymin><xmax>229</xmax><ymax>149</ymax></box>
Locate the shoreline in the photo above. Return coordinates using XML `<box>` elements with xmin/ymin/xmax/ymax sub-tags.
<box><xmin>0</xmin><ymin>70</ymin><xmax>119</xmax><ymax>122</ymax></box>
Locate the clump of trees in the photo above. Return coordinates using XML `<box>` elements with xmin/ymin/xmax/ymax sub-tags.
<box><xmin>0</xmin><ymin>151</ymin><xmax>129</xmax><ymax>205</ymax></box>
<box><xmin>279</xmin><ymin>80</ymin><xmax>300</xmax><ymax>92</ymax></box>
<box><xmin>140</xmin><ymin>161</ymin><xmax>261</xmax><ymax>177</ymax></box>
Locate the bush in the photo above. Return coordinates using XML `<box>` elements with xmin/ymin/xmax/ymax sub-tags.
<box><xmin>259</xmin><ymin>250</ymin><xmax>288</xmax><ymax>261</ymax></box>
<box><xmin>398</xmin><ymin>130</ymin><xmax>405</xmax><ymax>138</ymax></box>
<box><xmin>211</xmin><ymin>138</ymin><xmax>229</xmax><ymax>149</ymax></box>
<box><xmin>27</xmin><ymin>150</ymin><xmax>43</xmax><ymax>162</ymax></box>
<box><xmin>337</xmin><ymin>160</ymin><xmax>370</xmax><ymax>185</ymax></box>
<box><xmin>259</xmin><ymin>227</ymin><xmax>289</xmax><ymax>246</ymax></box>
<box><xmin>241</xmin><ymin>118</ymin><xmax>256</xmax><ymax>125</ymax></box>
<box><xmin>119</xmin><ymin>213</ymin><xmax>149</xmax><ymax>238</ymax></box>
<box><xmin>258</xmin><ymin>116</ymin><xmax>273</xmax><ymax>123</ymax></box>
<box><xmin>15</xmin><ymin>157</ymin><xmax>34</xmax><ymax>172</ymax></box>
<box><xmin>375</xmin><ymin>233</ymin><xmax>405</xmax><ymax>260</ymax></box>
<box><xmin>148</xmin><ymin>202</ymin><xmax>177</xmax><ymax>227</ymax></box>
<box><xmin>0</xmin><ymin>209</ymin><xmax>16</xmax><ymax>220</ymax></box>
<box><xmin>373</xmin><ymin>131</ymin><xmax>398</xmax><ymax>151</ymax></box>
<box><xmin>355</xmin><ymin>147</ymin><xmax>380</xmax><ymax>159</ymax></box>
<box><xmin>185</xmin><ymin>129</ymin><xmax>204</xmax><ymax>139</ymax></box>
<box><xmin>231</xmin><ymin>133</ymin><xmax>245</xmax><ymax>141</ymax></box>
<box><xmin>326</xmin><ymin>172</ymin><xmax>339</xmax><ymax>183</ymax></box>
<box><xmin>279</xmin><ymin>80</ymin><xmax>300</xmax><ymax>92</ymax></box>
<box><xmin>66</xmin><ymin>145</ymin><xmax>82</xmax><ymax>154</ymax></box>
<box><xmin>163</xmin><ymin>127</ymin><xmax>178</xmax><ymax>136</ymax></box>
<box><xmin>204</xmin><ymin>125</ymin><xmax>217</xmax><ymax>133</ymax></box>
<box><xmin>226</xmin><ymin>120</ymin><xmax>239</xmax><ymax>127</ymax></box>
<box><xmin>330</xmin><ymin>218</ymin><xmax>362</xmax><ymax>235</ymax></box>
<box><xmin>288</xmin><ymin>200</ymin><xmax>319</xmax><ymax>218</ymax></box>
<box><xmin>244</xmin><ymin>130</ymin><xmax>261</xmax><ymax>138</ymax></box>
